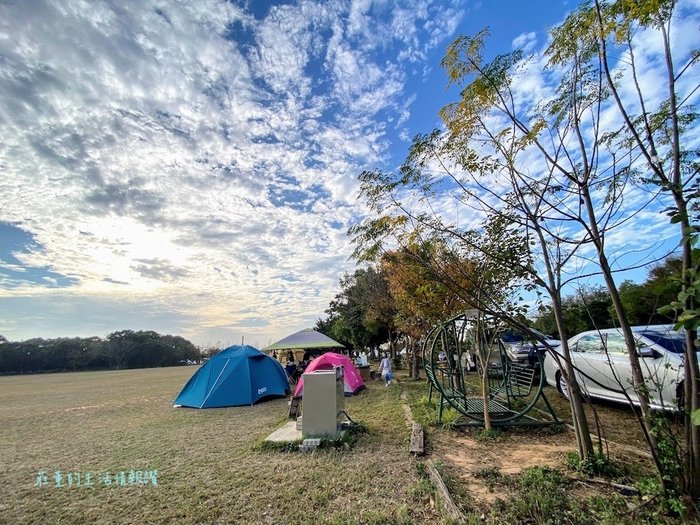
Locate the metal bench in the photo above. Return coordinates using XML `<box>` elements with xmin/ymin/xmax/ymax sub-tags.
<box><xmin>423</xmin><ymin>313</ymin><xmax>560</xmax><ymax>427</ymax></box>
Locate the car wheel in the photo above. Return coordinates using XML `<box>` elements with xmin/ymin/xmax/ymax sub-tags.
<box><xmin>556</xmin><ymin>371</ymin><xmax>570</xmax><ymax>400</ymax></box>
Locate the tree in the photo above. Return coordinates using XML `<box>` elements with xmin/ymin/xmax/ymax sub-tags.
<box><xmin>418</xmin><ymin>0</ymin><xmax>699</xmax><ymax>496</ymax></box>
<box><xmin>545</xmin><ymin>0</ymin><xmax>699</xmax><ymax>497</ymax></box>
<box><xmin>351</xmin><ymin>179</ymin><xmax>541</xmax><ymax>430</ymax></box>
<box><xmin>0</xmin><ymin>332</ymin><xmax>200</xmax><ymax>374</ymax></box>
<box><xmin>199</xmin><ymin>345</ymin><xmax>222</xmax><ymax>359</ymax></box>
<box><xmin>104</xmin><ymin>330</ymin><xmax>138</xmax><ymax>370</ymax></box>
<box><xmin>619</xmin><ymin>254</ymin><xmax>687</xmax><ymax>326</ymax></box>
<box><xmin>352</xmin><ymin>28</ymin><xmax>600</xmax><ymax>459</ymax></box>
<box><xmin>534</xmin><ymin>286</ymin><xmax>614</xmax><ymax>335</ymax></box>
<box><xmin>431</xmin><ymin>20</ymin><xmax>679</xmax><ymax>490</ymax></box>
<box><xmin>353</xmin><ymin>0</ymin><xmax>700</xmax><ymax>479</ymax></box>
<box><xmin>381</xmin><ymin>241</ymin><xmax>470</xmax><ymax>378</ymax></box>
<box><xmin>359</xmin><ymin>266</ymin><xmax>398</xmax><ymax>358</ymax></box>
<box><xmin>534</xmin><ymin>254</ymin><xmax>694</xmax><ymax>332</ymax></box>
<box><xmin>318</xmin><ymin>268</ymin><xmax>392</xmax><ymax>353</ymax></box>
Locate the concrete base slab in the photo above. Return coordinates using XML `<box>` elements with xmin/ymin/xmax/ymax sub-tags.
<box><xmin>265</xmin><ymin>421</ymin><xmax>302</xmax><ymax>443</ymax></box>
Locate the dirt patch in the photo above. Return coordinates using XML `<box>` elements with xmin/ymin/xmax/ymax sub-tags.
<box><xmin>496</xmin><ymin>442</ymin><xmax>573</xmax><ymax>474</ymax></box>
<box><xmin>436</xmin><ymin>429</ymin><xmax>577</xmax><ymax>505</ymax></box>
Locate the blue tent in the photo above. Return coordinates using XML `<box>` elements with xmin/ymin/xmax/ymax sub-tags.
<box><xmin>173</xmin><ymin>345</ymin><xmax>290</xmax><ymax>408</ymax></box>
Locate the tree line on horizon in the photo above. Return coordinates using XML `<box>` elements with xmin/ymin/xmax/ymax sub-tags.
<box><xmin>316</xmin><ymin>252</ymin><xmax>686</xmax><ymax>360</ymax></box>
<box><xmin>0</xmin><ymin>330</ymin><xmax>200</xmax><ymax>374</ymax></box>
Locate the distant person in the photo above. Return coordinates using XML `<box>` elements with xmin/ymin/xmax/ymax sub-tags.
<box><xmin>286</xmin><ymin>350</ymin><xmax>294</xmax><ymax>364</ymax></box>
<box><xmin>355</xmin><ymin>352</ymin><xmax>363</xmax><ymax>367</ymax></box>
<box><xmin>378</xmin><ymin>353</ymin><xmax>393</xmax><ymax>387</ymax></box>
<box><xmin>438</xmin><ymin>351</ymin><xmax>447</xmax><ymax>362</ymax></box>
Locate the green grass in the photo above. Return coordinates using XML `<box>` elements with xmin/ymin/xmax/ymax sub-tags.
<box><xmin>0</xmin><ymin>367</ymin><xmax>441</xmax><ymax>525</ymax></box>
<box><xmin>399</xmin><ymin>372</ymin><xmax>698</xmax><ymax>525</ymax></box>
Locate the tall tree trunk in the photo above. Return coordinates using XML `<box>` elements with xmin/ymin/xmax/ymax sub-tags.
<box><xmin>388</xmin><ymin>326</ymin><xmax>395</xmax><ymax>360</ymax></box>
<box><xmin>581</xmin><ymin>184</ymin><xmax>677</xmax><ymax>489</ymax></box>
<box><xmin>411</xmin><ymin>338</ymin><xmax>420</xmax><ymax>379</ymax></box>
<box><xmin>591</xmin><ymin>1</ymin><xmax>697</xmax><ymax>496</ymax></box>
<box><xmin>551</xmin><ymin>296</ymin><xmax>594</xmax><ymax>458</ymax></box>
<box><xmin>531</xmin><ymin>218</ymin><xmax>595</xmax><ymax>458</ymax></box>
<box><xmin>673</xmin><ymin>195</ymin><xmax>700</xmax><ymax>497</ymax></box>
<box><xmin>660</xmin><ymin>17</ymin><xmax>700</xmax><ymax>497</ymax></box>
<box><xmin>475</xmin><ymin>316</ymin><xmax>492</xmax><ymax>431</ymax></box>
<box><xmin>481</xmin><ymin>363</ymin><xmax>492</xmax><ymax>431</ymax></box>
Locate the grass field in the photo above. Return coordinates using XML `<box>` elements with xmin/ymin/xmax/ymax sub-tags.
<box><xmin>1</xmin><ymin>367</ymin><xmax>440</xmax><ymax>525</ymax></box>
<box><xmin>2</xmin><ymin>365</ymin><xmax>695</xmax><ymax>525</ymax></box>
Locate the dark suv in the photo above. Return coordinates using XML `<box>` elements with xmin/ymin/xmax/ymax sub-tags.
<box><xmin>500</xmin><ymin>328</ymin><xmax>560</xmax><ymax>365</ymax></box>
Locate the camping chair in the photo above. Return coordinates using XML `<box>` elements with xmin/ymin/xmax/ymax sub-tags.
<box><xmin>285</xmin><ymin>363</ymin><xmax>298</xmax><ymax>384</ymax></box>
<box><xmin>292</xmin><ymin>364</ymin><xmax>305</xmax><ymax>383</ymax></box>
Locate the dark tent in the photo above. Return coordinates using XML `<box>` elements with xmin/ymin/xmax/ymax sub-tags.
<box><xmin>173</xmin><ymin>345</ymin><xmax>290</xmax><ymax>408</ymax></box>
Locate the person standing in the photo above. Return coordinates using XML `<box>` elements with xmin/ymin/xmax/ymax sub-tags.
<box><xmin>378</xmin><ymin>353</ymin><xmax>393</xmax><ymax>386</ymax></box>
<box><xmin>355</xmin><ymin>351</ymin><xmax>363</xmax><ymax>367</ymax></box>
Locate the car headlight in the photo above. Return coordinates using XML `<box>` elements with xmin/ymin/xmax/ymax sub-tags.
<box><xmin>508</xmin><ymin>345</ymin><xmax>531</xmax><ymax>355</ymax></box>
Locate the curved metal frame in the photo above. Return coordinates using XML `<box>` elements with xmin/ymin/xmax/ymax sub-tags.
<box><xmin>423</xmin><ymin>313</ymin><xmax>560</xmax><ymax>427</ymax></box>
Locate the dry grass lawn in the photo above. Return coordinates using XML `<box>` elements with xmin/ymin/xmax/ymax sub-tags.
<box><xmin>0</xmin><ymin>367</ymin><xmax>440</xmax><ymax>525</ymax></box>
<box><xmin>2</xmin><ymin>365</ymin><xmax>687</xmax><ymax>524</ymax></box>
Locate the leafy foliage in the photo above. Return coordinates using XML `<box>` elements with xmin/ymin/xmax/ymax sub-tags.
<box><xmin>565</xmin><ymin>451</ymin><xmax>620</xmax><ymax>478</ymax></box>
<box><xmin>345</xmin><ymin>0</ymin><xmax>698</xmax><ymax>497</ymax></box>
<box><xmin>533</xmin><ymin>254</ymin><xmax>690</xmax><ymax>334</ymax></box>
<box><xmin>315</xmin><ymin>267</ymin><xmax>393</xmax><ymax>351</ymax></box>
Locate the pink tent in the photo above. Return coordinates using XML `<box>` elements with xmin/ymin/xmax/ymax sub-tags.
<box><xmin>293</xmin><ymin>352</ymin><xmax>365</xmax><ymax>397</ymax></box>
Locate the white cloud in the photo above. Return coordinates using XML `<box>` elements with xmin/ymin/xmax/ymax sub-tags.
<box><xmin>0</xmin><ymin>0</ymin><xmax>470</xmax><ymax>345</ymax></box>
<box><xmin>512</xmin><ymin>31</ymin><xmax>537</xmax><ymax>53</ymax></box>
<box><xmin>8</xmin><ymin>0</ymin><xmax>690</xmax><ymax>346</ymax></box>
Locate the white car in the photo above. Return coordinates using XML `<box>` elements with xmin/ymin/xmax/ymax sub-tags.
<box><xmin>543</xmin><ymin>325</ymin><xmax>689</xmax><ymax>411</ymax></box>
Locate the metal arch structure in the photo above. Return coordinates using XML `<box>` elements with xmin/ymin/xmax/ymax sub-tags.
<box><xmin>423</xmin><ymin>313</ymin><xmax>560</xmax><ymax>427</ymax></box>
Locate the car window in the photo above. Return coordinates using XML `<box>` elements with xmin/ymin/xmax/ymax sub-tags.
<box><xmin>640</xmin><ymin>330</ymin><xmax>685</xmax><ymax>354</ymax></box>
<box><xmin>501</xmin><ymin>328</ymin><xmax>549</xmax><ymax>344</ymax></box>
<box><xmin>500</xmin><ymin>331</ymin><xmax>523</xmax><ymax>343</ymax></box>
<box><xmin>603</xmin><ymin>333</ymin><xmax>628</xmax><ymax>355</ymax></box>
<box><xmin>573</xmin><ymin>334</ymin><xmax>603</xmax><ymax>353</ymax></box>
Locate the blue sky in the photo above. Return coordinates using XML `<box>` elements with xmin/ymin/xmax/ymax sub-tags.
<box><xmin>0</xmin><ymin>0</ymin><xmax>696</xmax><ymax>348</ymax></box>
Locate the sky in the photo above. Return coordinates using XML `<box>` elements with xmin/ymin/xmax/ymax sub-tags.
<box><xmin>0</xmin><ymin>0</ymin><xmax>696</xmax><ymax>348</ymax></box>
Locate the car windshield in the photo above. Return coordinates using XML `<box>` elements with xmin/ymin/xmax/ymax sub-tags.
<box><xmin>640</xmin><ymin>329</ymin><xmax>685</xmax><ymax>354</ymax></box>
<box><xmin>501</xmin><ymin>331</ymin><xmax>524</xmax><ymax>343</ymax></box>
<box><xmin>501</xmin><ymin>328</ymin><xmax>549</xmax><ymax>343</ymax></box>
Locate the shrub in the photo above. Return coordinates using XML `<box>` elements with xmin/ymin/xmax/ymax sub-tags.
<box><xmin>439</xmin><ymin>407</ymin><xmax>461</xmax><ymax>429</ymax></box>
<box><xmin>475</xmin><ymin>427</ymin><xmax>505</xmax><ymax>442</ymax></box>
<box><xmin>565</xmin><ymin>451</ymin><xmax>619</xmax><ymax>478</ymax></box>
